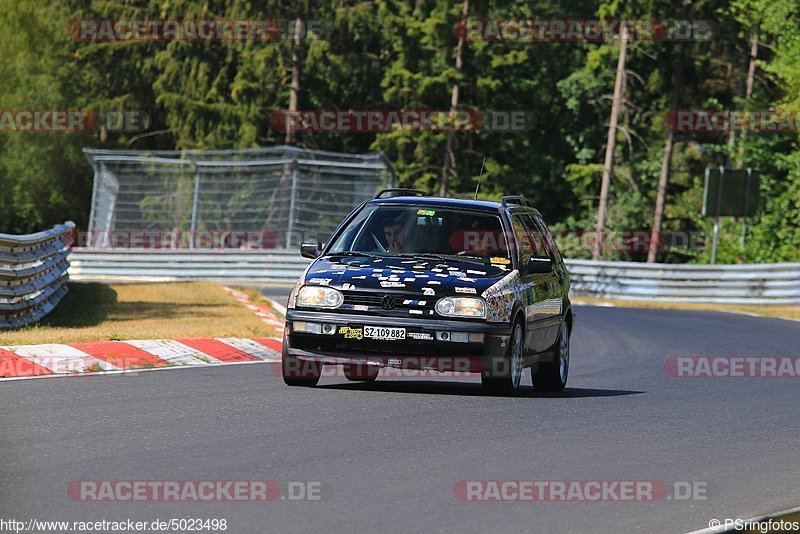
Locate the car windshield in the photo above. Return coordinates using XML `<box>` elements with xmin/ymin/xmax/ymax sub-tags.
<box><xmin>328</xmin><ymin>204</ymin><xmax>510</xmax><ymax>262</ymax></box>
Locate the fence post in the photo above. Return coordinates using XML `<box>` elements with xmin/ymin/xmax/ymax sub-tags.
<box><xmin>190</xmin><ymin>163</ymin><xmax>201</xmax><ymax>249</ymax></box>
<box><xmin>286</xmin><ymin>160</ymin><xmax>299</xmax><ymax>249</ymax></box>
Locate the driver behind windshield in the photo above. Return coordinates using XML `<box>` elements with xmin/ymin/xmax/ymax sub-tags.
<box><xmin>382</xmin><ymin>214</ymin><xmax>408</xmax><ymax>253</ymax></box>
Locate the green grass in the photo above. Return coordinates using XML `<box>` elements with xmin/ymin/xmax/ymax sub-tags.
<box><xmin>0</xmin><ymin>282</ymin><xmax>277</xmax><ymax>346</ymax></box>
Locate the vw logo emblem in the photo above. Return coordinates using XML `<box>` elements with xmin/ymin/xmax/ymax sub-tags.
<box><xmin>381</xmin><ymin>295</ymin><xmax>396</xmax><ymax>310</ymax></box>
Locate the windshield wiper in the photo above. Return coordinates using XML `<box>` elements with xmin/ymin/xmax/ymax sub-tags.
<box><xmin>393</xmin><ymin>253</ymin><xmax>486</xmax><ymax>266</ymax></box>
<box><xmin>328</xmin><ymin>251</ymin><xmax>385</xmax><ymax>259</ymax></box>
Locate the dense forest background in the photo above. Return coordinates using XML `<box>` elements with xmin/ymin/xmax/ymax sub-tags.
<box><xmin>0</xmin><ymin>0</ymin><xmax>798</xmax><ymax>263</ymax></box>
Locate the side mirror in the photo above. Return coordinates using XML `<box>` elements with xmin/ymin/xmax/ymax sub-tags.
<box><xmin>300</xmin><ymin>241</ymin><xmax>323</xmax><ymax>259</ymax></box>
<box><xmin>527</xmin><ymin>256</ymin><xmax>553</xmax><ymax>274</ymax></box>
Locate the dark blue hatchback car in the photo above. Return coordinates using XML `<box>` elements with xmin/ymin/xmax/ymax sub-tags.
<box><xmin>282</xmin><ymin>189</ymin><xmax>573</xmax><ymax>394</ymax></box>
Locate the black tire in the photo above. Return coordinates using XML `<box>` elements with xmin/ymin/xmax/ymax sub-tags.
<box><xmin>481</xmin><ymin>320</ymin><xmax>524</xmax><ymax>395</ymax></box>
<box><xmin>343</xmin><ymin>363</ymin><xmax>379</xmax><ymax>382</ymax></box>
<box><xmin>533</xmin><ymin>320</ymin><xmax>569</xmax><ymax>392</ymax></box>
<box><xmin>282</xmin><ymin>348</ymin><xmax>322</xmax><ymax>387</ymax></box>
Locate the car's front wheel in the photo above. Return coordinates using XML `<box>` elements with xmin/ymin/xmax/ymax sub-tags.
<box><xmin>532</xmin><ymin>320</ymin><xmax>569</xmax><ymax>392</ymax></box>
<box><xmin>282</xmin><ymin>346</ymin><xmax>322</xmax><ymax>387</ymax></box>
<box><xmin>481</xmin><ymin>320</ymin><xmax>524</xmax><ymax>395</ymax></box>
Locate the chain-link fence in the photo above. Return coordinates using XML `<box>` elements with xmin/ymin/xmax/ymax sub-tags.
<box><xmin>83</xmin><ymin>146</ymin><xmax>394</xmax><ymax>250</ymax></box>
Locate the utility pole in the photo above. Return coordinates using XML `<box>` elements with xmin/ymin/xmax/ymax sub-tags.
<box><xmin>592</xmin><ymin>25</ymin><xmax>628</xmax><ymax>260</ymax></box>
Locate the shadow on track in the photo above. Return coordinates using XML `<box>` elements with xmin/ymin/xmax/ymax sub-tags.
<box><xmin>317</xmin><ymin>380</ymin><xmax>644</xmax><ymax>398</ymax></box>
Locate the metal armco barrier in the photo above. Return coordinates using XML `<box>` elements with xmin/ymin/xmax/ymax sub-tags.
<box><xmin>567</xmin><ymin>259</ymin><xmax>800</xmax><ymax>304</ymax></box>
<box><xmin>69</xmin><ymin>249</ymin><xmax>310</xmax><ymax>284</ymax></box>
<box><xmin>0</xmin><ymin>222</ymin><xmax>74</xmax><ymax>329</ymax></box>
<box><xmin>68</xmin><ymin>249</ymin><xmax>800</xmax><ymax>305</ymax></box>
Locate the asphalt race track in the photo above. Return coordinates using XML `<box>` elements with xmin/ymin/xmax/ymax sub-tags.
<box><xmin>1</xmin><ymin>298</ymin><xmax>799</xmax><ymax>533</ymax></box>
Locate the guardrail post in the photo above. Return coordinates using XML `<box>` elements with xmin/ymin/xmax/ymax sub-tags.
<box><xmin>710</xmin><ymin>166</ymin><xmax>724</xmax><ymax>265</ymax></box>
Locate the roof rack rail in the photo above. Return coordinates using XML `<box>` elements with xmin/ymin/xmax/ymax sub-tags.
<box><xmin>374</xmin><ymin>188</ymin><xmax>428</xmax><ymax>199</ymax></box>
<box><xmin>500</xmin><ymin>195</ymin><xmax>531</xmax><ymax>207</ymax></box>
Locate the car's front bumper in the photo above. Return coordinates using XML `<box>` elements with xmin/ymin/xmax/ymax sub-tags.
<box><xmin>284</xmin><ymin>309</ymin><xmax>512</xmax><ymax>373</ymax></box>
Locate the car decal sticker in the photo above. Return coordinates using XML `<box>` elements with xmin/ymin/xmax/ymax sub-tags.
<box><xmin>455</xmin><ymin>287</ymin><xmax>477</xmax><ymax>294</ymax></box>
<box><xmin>308</xmin><ymin>278</ymin><xmax>332</xmax><ymax>285</ymax></box>
<box><xmin>481</xmin><ymin>270</ymin><xmax>524</xmax><ymax>323</ymax></box>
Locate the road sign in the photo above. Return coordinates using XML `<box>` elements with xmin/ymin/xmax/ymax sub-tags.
<box><xmin>703</xmin><ymin>167</ymin><xmax>759</xmax><ymax>217</ymax></box>
<box><xmin>703</xmin><ymin>167</ymin><xmax>759</xmax><ymax>264</ymax></box>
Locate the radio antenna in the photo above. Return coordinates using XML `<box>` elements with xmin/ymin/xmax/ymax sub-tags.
<box><xmin>474</xmin><ymin>157</ymin><xmax>486</xmax><ymax>200</ymax></box>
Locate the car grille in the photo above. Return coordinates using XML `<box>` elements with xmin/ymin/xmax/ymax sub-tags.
<box><xmin>343</xmin><ymin>290</ymin><xmax>437</xmax><ymax>315</ymax></box>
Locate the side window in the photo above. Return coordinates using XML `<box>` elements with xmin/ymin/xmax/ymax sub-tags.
<box><xmin>532</xmin><ymin>215</ymin><xmax>562</xmax><ymax>262</ymax></box>
<box><xmin>511</xmin><ymin>215</ymin><xmax>534</xmax><ymax>266</ymax></box>
<box><xmin>519</xmin><ymin>214</ymin><xmax>550</xmax><ymax>259</ymax></box>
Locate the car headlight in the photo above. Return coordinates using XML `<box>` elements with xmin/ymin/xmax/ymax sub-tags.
<box><xmin>297</xmin><ymin>286</ymin><xmax>343</xmax><ymax>309</ymax></box>
<box><xmin>435</xmin><ymin>297</ymin><xmax>486</xmax><ymax>318</ymax></box>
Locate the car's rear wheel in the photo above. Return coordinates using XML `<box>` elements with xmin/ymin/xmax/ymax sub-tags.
<box><xmin>282</xmin><ymin>343</ymin><xmax>322</xmax><ymax>387</ymax></box>
<box><xmin>343</xmin><ymin>363</ymin><xmax>379</xmax><ymax>382</ymax></box>
<box><xmin>481</xmin><ymin>320</ymin><xmax>524</xmax><ymax>395</ymax></box>
<box><xmin>532</xmin><ymin>320</ymin><xmax>569</xmax><ymax>392</ymax></box>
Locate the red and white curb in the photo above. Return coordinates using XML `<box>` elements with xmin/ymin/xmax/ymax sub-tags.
<box><xmin>0</xmin><ymin>337</ymin><xmax>283</xmax><ymax>381</ymax></box>
<box><xmin>224</xmin><ymin>287</ymin><xmax>285</xmax><ymax>334</ymax></box>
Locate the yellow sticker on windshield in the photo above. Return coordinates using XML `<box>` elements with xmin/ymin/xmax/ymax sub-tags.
<box><xmin>490</xmin><ymin>257</ymin><xmax>511</xmax><ymax>265</ymax></box>
<box><xmin>416</xmin><ymin>209</ymin><xmax>436</xmax><ymax>216</ymax></box>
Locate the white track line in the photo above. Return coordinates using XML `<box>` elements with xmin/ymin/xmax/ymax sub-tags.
<box><xmin>0</xmin><ymin>359</ymin><xmax>276</xmax><ymax>382</ymax></box>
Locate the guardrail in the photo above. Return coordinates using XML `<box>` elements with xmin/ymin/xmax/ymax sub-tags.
<box><xmin>69</xmin><ymin>249</ymin><xmax>310</xmax><ymax>284</ymax></box>
<box><xmin>0</xmin><ymin>222</ymin><xmax>74</xmax><ymax>329</ymax></box>
<box><xmin>68</xmin><ymin>249</ymin><xmax>800</xmax><ymax>304</ymax></box>
<box><xmin>567</xmin><ymin>259</ymin><xmax>800</xmax><ymax>304</ymax></box>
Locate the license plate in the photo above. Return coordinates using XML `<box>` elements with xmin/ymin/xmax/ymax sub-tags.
<box><xmin>364</xmin><ymin>326</ymin><xmax>406</xmax><ymax>341</ymax></box>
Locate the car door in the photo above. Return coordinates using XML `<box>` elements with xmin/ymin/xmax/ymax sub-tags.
<box><xmin>527</xmin><ymin>214</ymin><xmax>564</xmax><ymax>349</ymax></box>
<box><xmin>510</xmin><ymin>213</ymin><xmax>552</xmax><ymax>356</ymax></box>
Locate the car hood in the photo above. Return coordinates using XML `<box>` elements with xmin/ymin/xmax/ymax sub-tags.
<box><xmin>304</xmin><ymin>254</ymin><xmax>511</xmax><ymax>297</ymax></box>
